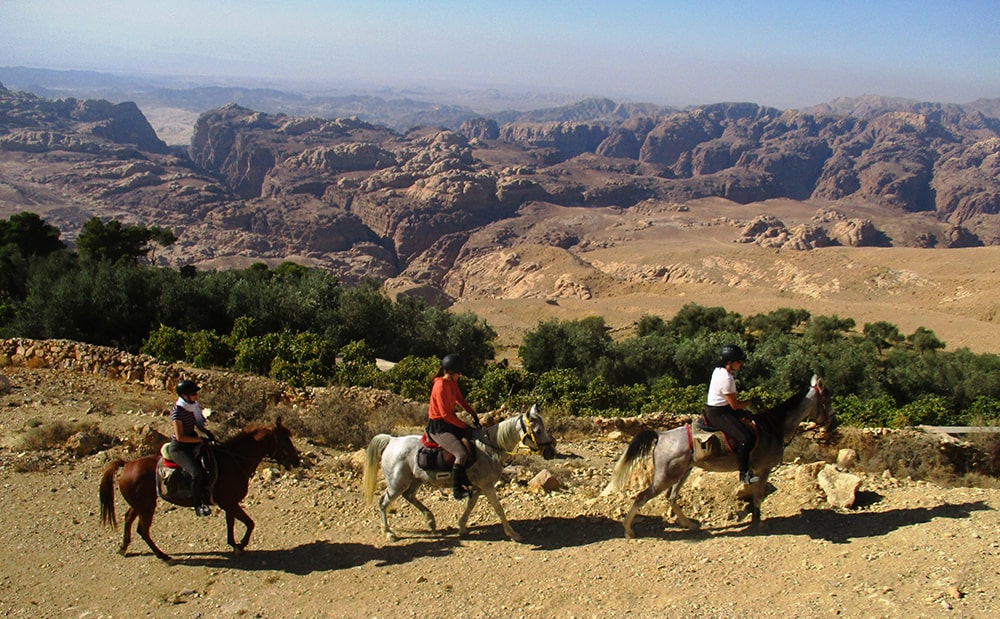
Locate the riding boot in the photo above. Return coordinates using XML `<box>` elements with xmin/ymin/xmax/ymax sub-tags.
<box><xmin>737</xmin><ymin>444</ymin><xmax>759</xmax><ymax>485</ymax></box>
<box><xmin>191</xmin><ymin>475</ymin><xmax>211</xmax><ymax>516</ymax></box>
<box><xmin>452</xmin><ymin>464</ymin><xmax>471</xmax><ymax>500</ymax></box>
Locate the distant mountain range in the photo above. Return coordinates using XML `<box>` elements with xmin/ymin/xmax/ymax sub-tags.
<box><xmin>2</xmin><ymin>67</ymin><xmax>1000</xmax><ymax>312</ymax></box>
<box><xmin>5</xmin><ymin>65</ymin><xmax>998</xmax><ymax>133</ymax></box>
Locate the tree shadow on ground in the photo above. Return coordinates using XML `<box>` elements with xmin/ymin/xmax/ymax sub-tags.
<box><xmin>457</xmin><ymin>515</ymin><xmax>642</xmax><ymax>548</ymax></box>
<box><xmin>757</xmin><ymin>500</ymin><xmax>992</xmax><ymax>543</ymax></box>
<box><xmin>627</xmin><ymin>500</ymin><xmax>992</xmax><ymax>544</ymax></box>
<box><xmin>162</xmin><ymin>537</ymin><xmax>461</xmax><ymax>573</ymax></box>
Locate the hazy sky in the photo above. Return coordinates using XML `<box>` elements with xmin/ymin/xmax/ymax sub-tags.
<box><xmin>2</xmin><ymin>0</ymin><xmax>998</xmax><ymax>108</ymax></box>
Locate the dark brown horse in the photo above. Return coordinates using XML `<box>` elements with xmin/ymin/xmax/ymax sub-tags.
<box><xmin>100</xmin><ymin>418</ymin><xmax>300</xmax><ymax>562</ymax></box>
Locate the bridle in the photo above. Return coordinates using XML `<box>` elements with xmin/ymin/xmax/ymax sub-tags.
<box><xmin>508</xmin><ymin>412</ymin><xmax>554</xmax><ymax>455</ymax></box>
<box><xmin>810</xmin><ymin>382</ymin><xmax>833</xmax><ymax>429</ymax></box>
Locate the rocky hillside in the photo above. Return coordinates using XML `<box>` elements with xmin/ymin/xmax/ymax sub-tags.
<box><xmin>2</xmin><ymin>84</ymin><xmax>1000</xmax><ymax>304</ymax></box>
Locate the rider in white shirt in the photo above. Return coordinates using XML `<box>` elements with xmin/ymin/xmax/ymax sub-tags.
<box><xmin>703</xmin><ymin>345</ymin><xmax>760</xmax><ymax>485</ymax></box>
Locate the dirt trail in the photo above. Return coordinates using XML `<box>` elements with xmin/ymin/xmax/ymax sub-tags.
<box><xmin>1</xmin><ymin>367</ymin><xmax>998</xmax><ymax>618</ymax></box>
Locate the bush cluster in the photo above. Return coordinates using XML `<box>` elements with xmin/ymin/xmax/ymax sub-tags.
<box><xmin>4</xmin><ymin>212</ymin><xmax>1000</xmax><ymax>430</ymax></box>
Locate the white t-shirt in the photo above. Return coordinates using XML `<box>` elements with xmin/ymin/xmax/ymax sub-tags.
<box><xmin>706</xmin><ymin>366</ymin><xmax>737</xmax><ymax>407</ymax></box>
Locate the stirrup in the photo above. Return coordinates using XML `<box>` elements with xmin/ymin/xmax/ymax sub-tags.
<box><xmin>194</xmin><ymin>504</ymin><xmax>212</xmax><ymax>516</ymax></box>
<box><xmin>740</xmin><ymin>471</ymin><xmax>760</xmax><ymax>485</ymax></box>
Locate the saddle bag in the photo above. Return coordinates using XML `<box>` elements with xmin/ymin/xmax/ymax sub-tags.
<box><xmin>417</xmin><ymin>434</ymin><xmax>454</xmax><ymax>471</ymax></box>
<box><xmin>156</xmin><ymin>458</ymin><xmax>191</xmax><ymax>500</ymax></box>
<box><xmin>155</xmin><ymin>442</ymin><xmax>217</xmax><ymax>502</ymax></box>
<box><xmin>417</xmin><ymin>446</ymin><xmax>452</xmax><ymax>471</ymax></box>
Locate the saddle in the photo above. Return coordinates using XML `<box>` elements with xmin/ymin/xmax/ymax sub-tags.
<box><xmin>691</xmin><ymin>415</ymin><xmax>759</xmax><ymax>460</ymax></box>
<box><xmin>417</xmin><ymin>434</ymin><xmax>477</xmax><ymax>472</ymax></box>
<box><xmin>155</xmin><ymin>443</ymin><xmax>218</xmax><ymax>504</ymax></box>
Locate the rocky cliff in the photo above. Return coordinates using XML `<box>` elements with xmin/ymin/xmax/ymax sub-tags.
<box><xmin>2</xmin><ymin>84</ymin><xmax>1000</xmax><ymax>304</ymax></box>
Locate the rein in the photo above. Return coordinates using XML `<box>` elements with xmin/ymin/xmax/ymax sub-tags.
<box><xmin>781</xmin><ymin>383</ymin><xmax>828</xmax><ymax>447</ymax></box>
<box><xmin>510</xmin><ymin>412</ymin><xmax>554</xmax><ymax>455</ymax></box>
<box><xmin>210</xmin><ymin>429</ymin><xmax>282</xmax><ymax>474</ymax></box>
<box><xmin>480</xmin><ymin>413</ymin><xmax>550</xmax><ymax>457</ymax></box>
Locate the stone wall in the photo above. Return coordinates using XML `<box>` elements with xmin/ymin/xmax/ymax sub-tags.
<box><xmin>0</xmin><ymin>338</ymin><xmax>389</xmax><ymax>410</ymax></box>
<box><xmin>1</xmin><ymin>337</ymin><xmax>222</xmax><ymax>395</ymax></box>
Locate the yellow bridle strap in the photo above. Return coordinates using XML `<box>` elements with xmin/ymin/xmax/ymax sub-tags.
<box><xmin>505</xmin><ymin>413</ymin><xmax>540</xmax><ymax>455</ymax></box>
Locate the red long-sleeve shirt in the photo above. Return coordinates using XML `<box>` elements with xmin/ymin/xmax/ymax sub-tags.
<box><xmin>427</xmin><ymin>376</ymin><xmax>474</xmax><ymax>429</ymax></box>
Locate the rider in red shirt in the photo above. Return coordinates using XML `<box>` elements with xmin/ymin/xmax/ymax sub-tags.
<box><xmin>426</xmin><ymin>353</ymin><xmax>481</xmax><ymax>499</ymax></box>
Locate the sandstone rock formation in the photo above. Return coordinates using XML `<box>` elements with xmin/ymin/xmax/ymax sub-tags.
<box><xmin>2</xmin><ymin>84</ymin><xmax>1000</xmax><ymax>303</ymax></box>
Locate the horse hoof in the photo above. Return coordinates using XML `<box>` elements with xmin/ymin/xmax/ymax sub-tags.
<box><xmin>385</xmin><ymin>533</ymin><xmax>398</xmax><ymax>543</ymax></box>
<box><xmin>510</xmin><ymin>533</ymin><xmax>525</xmax><ymax>543</ymax></box>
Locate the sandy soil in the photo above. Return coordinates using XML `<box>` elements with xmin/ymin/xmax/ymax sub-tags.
<box><xmin>1</xmin><ymin>366</ymin><xmax>999</xmax><ymax>619</ymax></box>
<box><xmin>450</xmin><ymin>199</ymin><xmax>1000</xmax><ymax>360</ymax></box>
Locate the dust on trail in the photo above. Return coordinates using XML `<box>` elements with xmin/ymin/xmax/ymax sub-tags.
<box><xmin>1</xmin><ymin>366</ymin><xmax>999</xmax><ymax>618</ymax></box>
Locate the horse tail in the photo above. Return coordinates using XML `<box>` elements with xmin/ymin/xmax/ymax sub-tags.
<box><xmin>362</xmin><ymin>434</ymin><xmax>392</xmax><ymax>506</ymax></box>
<box><xmin>601</xmin><ymin>430</ymin><xmax>659</xmax><ymax>496</ymax></box>
<box><xmin>99</xmin><ymin>459</ymin><xmax>126</xmax><ymax>527</ymax></box>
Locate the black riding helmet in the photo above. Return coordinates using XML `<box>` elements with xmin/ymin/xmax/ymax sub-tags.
<box><xmin>720</xmin><ymin>344</ymin><xmax>746</xmax><ymax>364</ymax></box>
<box><xmin>441</xmin><ymin>353</ymin><xmax>464</xmax><ymax>373</ymax></box>
<box><xmin>176</xmin><ymin>379</ymin><xmax>200</xmax><ymax>397</ymax></box>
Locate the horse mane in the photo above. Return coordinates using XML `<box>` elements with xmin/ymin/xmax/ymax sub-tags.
<box><xmin>221</xmin><ymin>422</ymin><xmax>274</xmax><ymax>448</ymax></box>
<box><xmin>771</xmin><ymin>388</ymin><xmax>809</xmax><ymax>416</ymax></box>
<box><xmin>755</xmin><ymin>387</ymin><xmax>809</xmax><ymax>430</ymax></box>
<box><xmin>493</xmin><ymin>414</ymin><xmax>522</xmax><ymax>449</ymax></box>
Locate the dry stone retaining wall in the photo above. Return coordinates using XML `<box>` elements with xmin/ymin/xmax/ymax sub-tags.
<box><xmin>0</xmin><ymin>338</ymin><xmax>396</xmax><ymax>412</ymax></box>
<box><xmin>0</xmin><ymin>338</ymin><xmax>193</xmax><ymax>391</ymax></box>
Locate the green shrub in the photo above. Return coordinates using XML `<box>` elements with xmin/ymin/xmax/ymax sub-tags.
<box><xmin>834</xmin><ymin>394</ymin><xmax>898</xmax><ymax>427</ymax></box>
<box><xmin>233</xmin><ymin>332</ymin><xmax>280</xmax><ymax>375</ymax></box>
<box><xmin>531</xmin><ymin>368</ymin><xmax>586</xmax><ymax>413</ymax></box>
<box><xmin>964</xmin><ymin>396</ymin><xmax>1000</xmax><ymax>425</ymax></box>
<box><xmin>185</xmin><ymin>330</ymin><xmax>234</xmax><ymax>368</ymax></box>
<box><xmin>334</xmin><ymin>340</ymin><xmax>385</xmax><ymax>389</ymax></box>
<box><xmin>385</xmin><ymin>355</ymin><xmax>438</xmax><ymax>402</ymax></box>
<box><xmin>894</xmin><ymin>395</ymin><xmax>952</xmax><ymax>427</ymax></box>
<box><xmin>646</xmin><ymin>376</ymin><xmax>704</xmax><ymax>417</ymax></box>
<box><xmin>577</xmin><ymin>375</ymin><xmax>649</xmax><ymax>417</ymax></box>
<box><xmin>141</xmin><ymin>324</ymin><xmax>187</xmax><ymax>362</ymax></box>
<box><xmin>467</xmin><ymin>364</ymin><xmax>536</xmax><ymax>412</ymax></box>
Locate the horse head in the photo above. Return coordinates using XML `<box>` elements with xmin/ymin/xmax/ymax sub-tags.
<box><xmin>270</xmin><ymin>417</ymin><xmax>301</xmax><ymax>469</ymax></box>
<box><xmin>522</xmin><ymin>404</ymin><xmax>557</xmax><ymax>460</ymax></box>
<box><xmin>808</xmin><ymin>375</ymin><xmax>836</xmax><ymax>431</ymax></box>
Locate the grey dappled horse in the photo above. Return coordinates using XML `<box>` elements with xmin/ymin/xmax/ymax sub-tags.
<box><xmin>362</xmin><ymin>405</ymin><xmax>556</xmax><ymax>542</ymax></box>
<box><xmin>602</xmin><ymin>375</ymin><xmax>834</xmax><ymax>538</ymax></box>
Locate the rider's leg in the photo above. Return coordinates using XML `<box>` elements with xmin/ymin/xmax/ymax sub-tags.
<box><xmin>429</xmin><ymin>431</ymin><xmax>471</xmax><ymax>499</ymax></box>
<box><xmin>704</xmin><ymin>409</ymin><xmax>758</xmax><ymax>483</ymax></box>
<box><xmin>168</xmin><ymin>441</ymin><xmax>210</xmax><ymax>515</ymax></box>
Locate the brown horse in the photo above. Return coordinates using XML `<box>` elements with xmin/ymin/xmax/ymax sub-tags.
<box><xmin>99</xmin><ymin>418</ymin><xmax>300</xmax><ymax>562</ymax></box>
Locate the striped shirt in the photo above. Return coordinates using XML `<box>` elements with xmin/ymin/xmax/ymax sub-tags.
<box><xmin>170</xmin><ymin>397</ymin><xmax>202</xmax><ymax>439</ymax></box>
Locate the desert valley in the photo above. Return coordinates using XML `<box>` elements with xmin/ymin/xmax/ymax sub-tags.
<box><xmin>2</xmin><ymin>70</ymin><xmax>1000</xmax><ymax>617</ymax></box>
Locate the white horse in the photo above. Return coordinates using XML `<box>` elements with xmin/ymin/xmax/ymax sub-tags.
<box><xmin>362</xmin><ymin>405</ymin><xmax>556</xmax><ymax>543</ymax></box>
<box><xmin>602</xmin><ymin>375</ymin><xmax>835</xmax><ymax>538</ymax></box>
